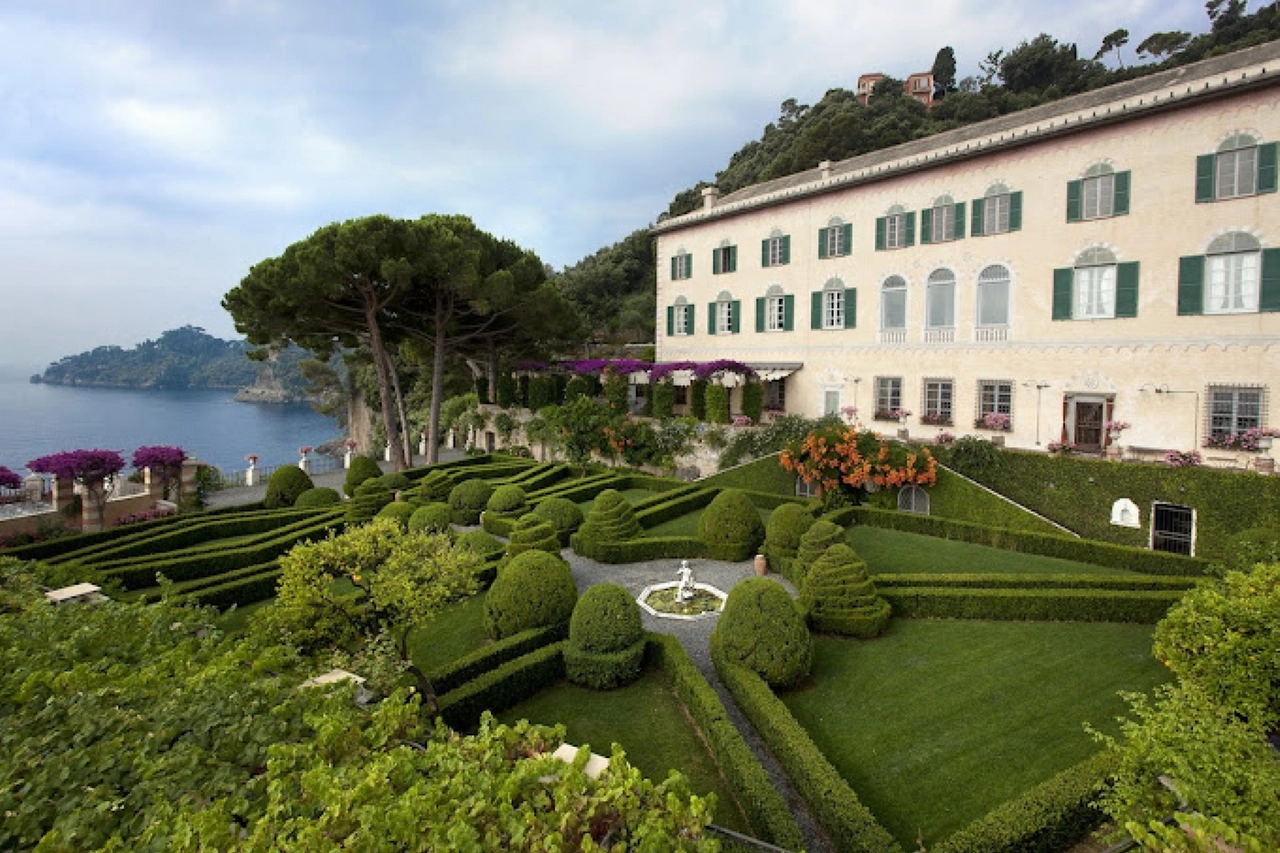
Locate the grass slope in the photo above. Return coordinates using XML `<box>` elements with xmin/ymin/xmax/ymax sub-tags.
<box><xmin>409</xmin><ymin>594</ymin><xmax>490</xmax><ymax>675</ymax></box>
<box><xmin>782</xmin><ymin>620</ymin><xmax>1168</xmax><ymax>848</ymax></box>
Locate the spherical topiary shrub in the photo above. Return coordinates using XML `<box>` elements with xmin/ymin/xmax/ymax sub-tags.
<box><xmin>576</xmin><ymin>490</ymin><xmax>642</xmax><ymax>544</ymax></box>
<box><xmin>711</xmin><ymin>577</ymin><xmax>811</xmax><ymax>688</ymax></box>
<box><xmin>294</xmin><ymin>486</ymin><xmax>342</xmax><ymax>508</ymax></box>
<box><xmin>483</xmin><ymin>550</ymin><xmax>578</xmax><ymax>640</ymax></box>
<box><xmin>505</xmin><ymin>513</ymin><xmax>561</xmax><ymax>559</ymax></box>
<box><xmin>376</xmin><ymin>500</ymin><xmax>417</xmax><ymax>531</ymax></box>
<box><xmin>408</xmin><ymin>502</ymin><xmax>452</xmax><ymax>534</ymax></box>
<box><xmin>791</xmin><ymin>520</ymin><xmax>845</xmax><ymax>586</ymax></box>
<box><xmin>487</xmin><ymin>484</ymin><xmax>528</xmax><ymax>515</ymax></box>
<box><xmin>698</xmin><ymin>489</ymin><xmax>765</xmax><ymax>562</ymax></box>
<box><xmin>532</xmin><ymin>497</ymin><xmax>584</xmax><ymax>545</ymax></box>
<box><xmin>764</xmin><ymin>503</ymin><xmax>816</xmax><ymax>578</ymax></box>
<box><xmin>564</xmin><ymin>583</ymin><xmax>646</xmax><ymax>689</ymax></box>
<box><xmin>448</xmin><ymin>478</ymin><xmax>495</xmax><ymax>526</ymax></box>
<box><xmin>376</xmin><ymin>472</ymin><xmax>412</xmax><ymax>492</ymax></box>
<box><xmin>344</xmin><ymin>455</ymin><xmax>382</xmax><ymax>498</ymax></box>
<box><xmin>799</xmin><ymin>543</ymin><xmax>891</xmax><ymax>639</ymax></box>
<box><xmin>264</xmin><ymin>465</ymin><xmax>315</xmax><ymax>509</ymax></box>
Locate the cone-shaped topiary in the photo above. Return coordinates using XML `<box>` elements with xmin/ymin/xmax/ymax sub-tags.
<box><xmin>577</xmin><ymin>489</ymin><xmax>642</xmax><ymax>543</ymax></box>
<box><xmin>264</xmin><ymin>466</ymin><xmax>314</xmax><ymax>509</ymax></box>
<box><xmin>531</xmin><ymin>497</ymin><xmax>584</xmax><ymax>545</ymax></box>
<box><xmin>799</xmin><ymin>543</ymin><xmax>892</xmax><ymax>638</ymax></box>
<box><xmin>698</xmin><ymin>488</ymin><xmax>765</xmax><ymax>562</ymax></box>
<box><xmin>449</xmin><ymin>478</ymin><xmax>494</xmax><ymax>525</ymax></box>
<box><xmin>344</xmin><ymin>455</ymin><xmax>382</xmax><ymax>497</ymax></box>
<box><xmin>408</xmin><ymin>502</ymin><xmax>452</xmax><ymax>534</ymax></box>
<box><xmin>483</xmin><ymin>550</ymin><xmax>578</xmax><ymax>639</ymax></box>
<box><xmin>505</xmin><ymin>513</ymin><xmax>561</xmax><ymax>559</ymax></box>
<box><xmin>376</xmin><ymin>500</ymin><xmax>417</xmax><ymax>531</ymax></box>
<box><xmin>564</xmin><ymin>583</ymin><xmax>646</xmax><ymax>689</ymax></box>
<box><xmin>294</xmin><ymin>486</ymin><xmax>341</xmax><ymax>508</ymax></box>
<box><xmin>791</xmin><ymin>520</ymin><xmax>845</xmax><ymax>586</ymax></box>
<box><xmin>487</xmin><ymin>484</ymin><xmax>528</xmax><ymax>515</ymax></box>
<box><xmin>710</xmin><ymin>577</ymin><xmax>811</xmax><ymax>688</ymax></box>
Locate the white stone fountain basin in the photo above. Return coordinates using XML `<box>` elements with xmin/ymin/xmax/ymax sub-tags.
<box><xmin>636</xmin><ymin>581</ymin><xmax>728</xmax><ymax>620</ymax></box>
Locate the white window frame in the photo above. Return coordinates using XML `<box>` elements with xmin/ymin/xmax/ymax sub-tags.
<box><xmin>925</xmin><ymin>269</ymin><xmax>955</xmax><ymax>330</ymax></box>
<box><xmin>824</xmin><ymin>224</ymin><xmax>848</xmax><ymax>258</ymax></box>
<box><xmin>673</xmin><ymin>303</ymin><xmax>689</xmax><ymax>336</ymax></box>
<box><xmin>976</xmin><ymin>265</ymin><xmax>1010</xmax><ymax>328</ymax></box>
<box><xmin>881</xmin><ymin>276</ymin><xmax>907</xmax><ymax>331</ymax></box>
<box><xmin>1216</xmin><ymin>145</ymin><xmax>1258</xmax><ymax>199</ymax></box>
<box><xmin>716</xmin><ymin>300</ymin><xmax>734</xmax><ymax>335</ymax></box>
<box><xmin>823</xmin><ymin>287</ymin><xmax>844</xmax><ymax>329</ymax></box>
<box><xmin>766</xmin><ymin>294</ymin><xmax>786</xmax><ymax>332</ymax></box>
<box><xmin>673</xmin><ymin>252</ymin><xmax>691</xmax><ymax>280</ymax></box>
<box><xmin>875</xmin><ymin>377</ymin><xmax>902</xmax><ymax>415</ymax></box>
<box><xmin>931</xmin><ymin>202</ymin><xmax>954</xmax><ymax>243</ymax></box>
<box><xmin>978</xmin><ymin>380</ymin><xmax>1013</xmax><ymax>419</ymax></box>
<box><xmin>1081</xmin><ymin>172</ymin><xmax>1115</xmax><ymax>219</ymax></box>
<box><xmin>983</xmin><ymin>193</ymin><xmax>1011</xmax><ymax>234</ymax></box>
<box><xmin>923</xmin><ymin>378</ymin><xmax>954</xmax><ymax>423</ymax></box>
<box><xmin>1206</xmin><ymin>252</ymin><xmax>1261</xmax><ymax>314</ymax></box>
<box><xmin>714</xmin><ymin>245</ymin><xmax>735</xmax><ymax>274</ymax></box>
<box><xmin>884</xmin><ymin>214</ymin><xmax>905</xmax><ymax>249</ymax></box>
<box><xmin>766</xmin><ymin>235</ymin><xmax>786</xmax><ymax>267</ymax></box>
<box><xmin>1207</xmin><ymin>386</ymin><xmax>1263</xmax><ymax>439</ymax></box>
<box><xmin>1074</xmin><ymin>264</ymin><xmax>1117</xmax><ymax>319</ymax></box>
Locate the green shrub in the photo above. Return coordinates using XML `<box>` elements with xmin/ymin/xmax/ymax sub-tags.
<box><xmin>408</xmin><ymin>502</ymin><xmax>452</xmax><ymax>534</ymax></box>
<box><xmin>456</xmin><ymin>529</ymin><xmax>506</xmax><ymax>558</ymax></box>
<box><xmin>791</xmin><ymin>519</ymin><xmax>845</xmax><ymax>585</ymax></box>
<box><xmin>294</xmin><ymin>487</ymin><xmax>341</xmax><ymax>508</ymax></box>
<box><xmin>483</xmin><ymin>550</ymin><xmax>578</xmax><ymax>640</ymax></box>
<box><xmin>741</xmin><ymin>382</ymin><xmax>764</xmax><ymax>423</ymax></box>
<box><xmin>528</xmin><ymin>376</ymin><xmax>557</xmax><ymax>411</ymax></box>
<box><xmin>690</xmin><ymin>379</ymin><xmax>707</xmax><ymax>420</ymax></box>
<box><xmin>705</xmin><ymin>384</ymin><xmax>729</xmax><ymax>424</ymax></box>
<box><xmin>263</xmin><ymin>466</ymin><xmax>314</xmax><ymax>509</ymax></box>
<box><xmin>354</xmin><ymin>478</ymin><xmax>391</xmax><ymax>498</ymax></box>
<box><xmin>495</xmin><ymin>375</ymin><xmax>517</xmax><ymax>408</ymax></box>
<box><xmin>710</xmin><ymin>577</ymin><xmax>811</xmax><ymax>688</ymax></box>
<box><xmin>487</xmin><ymin>484</ymin><xmax>528</xmax><ymax>515</ymax></box>
<box><xmin>438</xmin><ymin>642</ymin><xmax>567</xmax><ymax>731</ymax></box>
<box><xmin>799</xmin><ymin>544</ymin><xmax>891</xmax><ymax>638</ymax></box>
<box><xmin>414</xmin><ymin>470</ymin><xmax>453</xmax><ymax>501</ymax></box>
<box><xmin>764</xmin><ymin>502</ymin><xmax>815</xmax><ymax>573</ymax></box>
<box><xmin>881</xmin><ymin>587</ymin><xmax>1183</xmax><ymax>623</ymax></box>
<box><xmin>563</xmin><ymin>375</ymin><xmax>592</xmax><ymax>403</ymax></box>
<box><xmin>530</xmin><ymin>497</ymin><xmax>584</xmax><ymax>544</ymax></box>
<box><xmin>449</xmin><ymin>478</ymin><xmax>495</xmax><ymax>525</ymax></box>
<box><xmin>375</xmin><ymin>500</ymin><xmax>417</xmax><ymax>530</ymax></box>
<box><xmin>430</xmin><ymin>623</ymin><xmax>567</xmax><ymax>696</ymax></box>
<box><xmin>1224</xmin><ymin>524</ymin><xmax>1280</xmax><ymax>573</ymax></box>
<box><xmin>575</xmin><ymin>489</ymin><xmax>643</xmax><ymax>543</ymax></box>
<box><xmin>505</xmin><ymin>514</ymin><xmax>561</xmax><ymax>559</ymax></box>
<box><xmin>375</xmin><ymin>472</ymin><xmax>412</xmax><ymax>492</ymax></box>
<box><xmin>571</xmin><ymin>536</ymin><xmax>707</xmax><ymax>564</ymax></box>
<box><xmin>652</xmin><ymin>382</ymin><xmax>675</xmax><ymax>419</ymax></box>
<box><xmin>344</xmin><ymin>455</ymin><xmax>382</xmax><ymax>497</ymax></box>
<box><xmin>564</xmin><ymin>584</ymin><xmax>646</xmax><ymax>689</ymax></box>
<box><xmin>697</xmin><ymin>488</ymin><xmax>764</xmax><ymax>561</ymax></box>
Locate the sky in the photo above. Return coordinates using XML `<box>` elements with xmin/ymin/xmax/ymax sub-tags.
<box><xmin>0</xmin><ymin>0</ymin><xmax>1212</xmax><ymax>369</ymax></box>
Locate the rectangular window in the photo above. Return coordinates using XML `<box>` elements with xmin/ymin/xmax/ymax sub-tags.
<box><xmin>1197</xmin><ymin>143</ymin><xmax>1278</xmax><ymax>202</ymax></box>
<box><xmin>671</xmin><ymin>253</ymin><xmax>691</xmax><ymax>280</ymax></box>
<box><xmin>673</xmin><ymin>304</ymin><xmax>688</xmax><ymax>335</ymax></box>
<box><xmin>1081</xmin><ymin>174</ymin><xmax>1114</xmax><ymax>219</ymax></box>
<box><xmin>922</xmin><ymin>379</ymin><xmax>953</xmax><ymax>424</ymax></box>
<box><xmin>1206</xmin><ymin>252</ymin><xmax>1260</xmax><ymax>314</ymax></box>
<box><xmin>875</xmin><ymin>377</ymin><xmax>902</xmax><ymax>417</ymax></box>
<box><xmin>673</xmin><ymin>385</ymin><xmax>688</xmax><ymax>406</ymax></box>
<box><xmin>1152</xmin><ymin>503</ymin><xmax>1195</xmax><ymax>556</ymax></box>
<box><xmin>824</xmin><ymin>289</ymin><xmax>844</xmax><ymax>329</ymax></box>
<box><xmin>882</xmin><ymin>286</ymin><xmax>906</xmax><ymax>330</ymax></box>
<box><xmin>821</xmin><ymin>225</ymin><xmax>850</xmax><ymax>258</ymax></box>
<box><xmin>765</xmin><ymin>379</ymin><xmax>786</xmax><ymax>411</ymax></box>
<box><xmin>1208</xmin><ymin>386</ymin><xmax>1263</xmax><ymax>439</ymax></box>
<box><xmin>713</xmin><ymin>245</ymin><xmax>737</xmax><ymax>274</ymax></box>
<box><xmin>977</xmin><ymin>275</ymin><xmax>1009</xmax><ymax>327</ymax></box>
<box><xmin>978</xmin><ymin>380</ymin><xmax>1012</xmax><ymax>418</ymax></box>
<box><xmin>983</xmin><ymin>194</ymin><xmax>1010</xmax><ymax>234</ymax></box>
<box><xmin>763</xmin><ymin>235</ymin><xmax>791</xmax><ymax>267</ymax></box>
<box><xmin>1074</xmin><ymin>265</ymin><xmax>1116</xmax><ymax>319</ymax></box>
<box><xmin>926</xmin><ymin>281</ymin><xmax>955</xmax><ymax>328</ymax></box>
<box><xmin>1217</xmin><ymin>147</ymin><xmax>1258</xmax><ymax>198</ymax></box>
<box><xmin>885</xmin><ymin>214</ymin><xmax>905</xmax><ymax>249</ymax></box>
<box><xmin>766</xmin><ymin>296</ymin><xmax>786</xmax><ymax>331</ymax></box>
<box><xmin>930</xmin><ymin>204</ymin><xmax>954</xmax><ymax>243</ymax></box>
<box><xmin>717</xmin><ymin>301</ymin><xmax>734</xmax><ymax>334</ymax></box>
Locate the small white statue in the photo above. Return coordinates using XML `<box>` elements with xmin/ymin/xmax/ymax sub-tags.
<box><xmin>676</xmin><ymin>560</ymin><xmax>695</xmax><ymax>602</ymax></box>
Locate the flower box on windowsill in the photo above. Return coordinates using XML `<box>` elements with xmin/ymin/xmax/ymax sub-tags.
<box><xmin>919</xmin><ymin>415</ymin><xmax>952</xmax><ymax>427</ymax></box>
<box><xmin>873</xmin><ymin>411</ymin><xmax>899</xmax><ymax>423</ymax></box>
<box><xmin>975</xmin><ymin>416</ymin><xmax>1012</xmax><ymax>431</ymax></box>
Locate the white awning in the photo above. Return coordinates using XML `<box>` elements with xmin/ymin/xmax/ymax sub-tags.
<box><xmin>750</xmin><ymin>363</ymin><xmax>803</xmax><ymax>383</ymax></box>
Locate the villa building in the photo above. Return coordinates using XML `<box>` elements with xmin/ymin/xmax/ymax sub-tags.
<box><xmin>856</xmin><ymin>71</ymin><xmax>936</xmax><ymax>107</ymax></box>
<box><xmin>654</xmin><ymin>41</ymin><xmax>1280</xmax><ymax>462</ymax></box>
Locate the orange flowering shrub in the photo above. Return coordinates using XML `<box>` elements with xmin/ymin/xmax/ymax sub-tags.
<box><xmin>779</xmin><ymin>425</ymin><xmax>937</xmax><ymax>501</ymax></box>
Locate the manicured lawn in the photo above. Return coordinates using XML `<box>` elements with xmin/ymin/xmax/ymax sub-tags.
<box><xmin>782</xmin><ymin>620</ymin><xmax>1168</xmax><ymax>847</ymax></box>
<box><xmin>644</xmin><ymin>506</ymin><xmax>772</xmax><ymax>539</ymax></box>
<box><xmin>848</xmin><ymin>525</ymin><xmax>1144</xmax><ymax>577</ymax></box>
<box><xmin>408</xmin><ymin>593</ymin><xmax>489</xmax><ymax>675</ymax></box>
<box><xmin>215</xmin><ymin>598</ymin><xmax>273</xmax><ymax>635</ymax></box>
<box><xmin>497</xmin><ymin>668</ymin><xmax>750</xmax><ymax>833</ymax></box>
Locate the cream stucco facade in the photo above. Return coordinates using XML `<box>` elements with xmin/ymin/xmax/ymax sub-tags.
<box><xmin>654</xmin><ymin>42</ymin><xmax>1280</xmax><ymax>461</ymax></box>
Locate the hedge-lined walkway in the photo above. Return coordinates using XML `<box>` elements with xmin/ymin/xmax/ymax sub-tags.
<box><xmin>562</xmin><ymin>551</ymin><xmax>836</xmax><ymax>853</ymax></box>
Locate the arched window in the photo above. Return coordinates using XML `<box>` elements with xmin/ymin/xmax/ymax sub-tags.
<box><xmin>820</xmin><ymin>278</ymin><xmax>847</xmax><ymax>329</ymax></box>
<box><xmin>761</xmin><ymin>283</ymin><xmax>790</xmax><ymax>332</ymax></box>
<box><xmin>820</xmin><ymin>216</ymin><xmax>851</xmax><ymax>258</ymax></box>
<box><xmin>670</xmin><ymin>295</ymin><xmax>690</xmax><ymax>336</ymax></box>
<box><xmin>1216</xmin><ymin>133</ymin><xmax>1261</xmax><ymax>198</ymax></box>
<box><xmin>881</xmin><ymin>204</ymin><xmax>910</xmax><ymax>249</ymax></box>
<box><xmin>1082</xmin><ymin>163</ymin><xmax>1116</xmax><ymax>218</ymax></box>
<box><xmin>1205</xmin><ymin>231</ymin><xmax>1262</xmax><ymax>314</ymax></box>
<box><xmin>1073</xmin><ymin>247</ymin><xmax>1118</xmax><ymax>319</ymax></box>
<box><xmin>925</xmin><ymin>269</ymin><xmax>955</xmax><ymax>329</ymax></box>
<box><xmin>926</xmin><ymin>194</ymin><xmax>958</xmax><ymax>243</ymax></box>
<box><xmin>974</xmin><ymin>182</ymin><xmax>1021</xmax><ymax>236</ymax></box>
<box><xmin>898</xmin><ymin>485</ymin><xmax>930</xmax><ymax>515</ymax></box>
<box><xmin>764</xmin><ymin>228</ymin><xmax>790</xmax><ymax>267</ymax></box>
<box><xmin>881</xmin><ymin>275</ymin><xmax>907</xmax><ymax>330</ymax></box>
<box><xmin>715</xmin><ymin>289</ymin><xmax>738</xmax><ymax>335</ymax></box>
<box><xmin>713</xmin><ymin>238</ymin><xmax>737</xmax><ymax>275</ymax></box>
<box><xmin>976</xmin><ymin>265</ymin><xmax>1010</xmax><ymax>328</ymax></box>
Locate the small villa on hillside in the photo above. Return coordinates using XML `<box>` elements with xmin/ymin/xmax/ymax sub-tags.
<box><xmin>653</xmin><ymin>41</ymin><xmax>1280</xmax><ymax>464</ymax></box>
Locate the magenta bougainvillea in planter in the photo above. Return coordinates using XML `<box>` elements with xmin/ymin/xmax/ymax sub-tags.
<box><xmin>131</xmin><ymin>445</ymin><xmax>186</xmax><ymax>497</ymax></box>
<box><xmin>0</xmin><ymin>466</ymin><xmax>21</xmax><ymax>490</ymax></box>
<box><xmin>28</xmin><ymin>449</ymin><xmax>127</xmax><ymax>528</ymax></box>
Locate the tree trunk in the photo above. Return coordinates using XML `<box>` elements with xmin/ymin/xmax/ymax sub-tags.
<box><xmin>366</xmin><ymin>304</ymin><xmax>408</xmax><ymax>471</ymax></box>
<box><xmin>388</xmin><ymin>360</ymin><xmax>413</xmax><ymax>466</ymax></box>
<box><xmin>426</xmin><ymin>296</ymin><xmax>449</xmax><ymax>465</ymax></box>
<box><xmin>486</xmin><ymin>338</ymin><xmax>498</xmax><ymax>405</ymax></box>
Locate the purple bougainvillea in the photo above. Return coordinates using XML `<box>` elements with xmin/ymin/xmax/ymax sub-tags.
<box><xmin>132</xmin><ymin>445</ymin><xmax>186</xmax><ymax>496</ymax></box>
<box><xmin>693</xmin><ymin>359</ymin><xmax>757</xmax><ymax>381</ymax></box>
<box><xmin>0</xmin><ymin>466</ymin><xmax>22</xmax><ymax>490</ymax></box>
<box><xmin>27</xmin><ymin>449</ymin><xmax>126</xmax><ymax>484</ymax></box>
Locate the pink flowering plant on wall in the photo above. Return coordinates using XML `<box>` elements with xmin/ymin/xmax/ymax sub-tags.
<box><xmin>132</xmin><ymin>445</ymin><xmax>186</xmax><ymax>498</ymax></box>
<box><xmin>27</xmin><ymin>449</ymin><xmax>126</xmax><ymax>528</ymax></box>
<box><xmin>1165</xmin><ymin>449</ymin><xmax>1203</xmax><ymax>467</ymax></box>
<box><xmin>0</xmin><ymin>466</ymin><xmax>21</xmax><ymax>490</ymax></box>
<box><xmin>979</xmin><ymin>412</ymin><xmax>1011</xmax><ymax>431</ymax></box>
<box><xmin>1203</xmin><ymin>427</ymin><xmax>1280</xmax><ymax>451</ymax></box>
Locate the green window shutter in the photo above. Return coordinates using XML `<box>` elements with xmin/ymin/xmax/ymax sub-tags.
<box><xmin>1195</xmin><ymin>154</ymin><xmax>1216</xmax><ymax>202</ymax></box>
<box><xmin>953</xmin><ymin>202</ymin><xmax>965</xmax><ymax>239</ymax></box>
<box><xmin>686</xmin><ymin>304</ymin><xmax>696</xmax><ymax>335</ymax></box>
<box><xmin>920</xmin><ymin>207</ymin><xmax>933</xmax><ymax>244</ymax></box>
<box><xmin>731</xmin><ymin>300</ymin><xmax>741</xmax><ymax>333</ymax></box>
<box><xmin>708</xmin><ymin>303</ymin><xmax>717</xmax><ymax>334</ymax></box>
<box><xmin>1115</xmin><ymin>262</ymin><xmax>1139</xmax><ymax>318</ymax></box>
<box><xmin>971</xmin><ymin>198</ymin><xmax>985</xmax><ymax>237</ymax></box>
<box><xmin>728</xmin><ymin>245</ymin><xmax>737</xmax><ymax>272</ymax></box>
<box><xmin>755</xmin><ymin>297</ymin><xmax>765</xmax><ymax>333</ymax></box>
<box><xmin>818</xmin><ymin>228</ymin><xmax>828</xmax><ymax>259</ymax></box>
<box><xmin>844</xmin><ymin>288</ymin><xmax>857</xmax><ymax>328</ymax></box>
<box><xmin>712</xmin><ymin>249</ymin><xmax>721</xmax><ymax>275</ymax></box>
<box><xmin>841</xmin><ymin>224</ymin><xmax>852</xmax><ymax>253</ymax></box>
<box><xmin>1066</xmin><ymin>180</ymin><xmax>1082</xmax><ymax>222</ymax></box>
<box><xmin>1257</xmin><ymin>142</ymin><xmax>1278</xmax><ymax>194</ymax></box>
<box><xmin>904</xmin><ymin>212</ymin><xmax>916</xmax><ymax>247</ymax></box>
<box><xmin>811</xmin><ymin>291</ymin><xmax>823</xmax><ymax>329</ymax></box>
<box><xmin>875</xmin><ymin>217</ymin><xmax>886</xmax><ymax>251</ymax></box>
<box><xmin>1009</xmin><ymin>191</ymin><xmax>1023</xmax><ymax>231</ymax></box>
<box><xmin>1177</xmin><ymin>256</ymin><xmax>1205</xmax><ymax>315</ymax></box>
<box><xmin>686</xmin><ymin>254</ymin><xmax>692</xmax><ymax>276</ymax></box>
<box><xmin>783</xmin><ymin>294</ymin><xmax>794</xmax><ymax>331</ymax></box>
<box><xmin>666</xmin><ymin>306</ymin><xmax>674</xmax><ymax>336</ymax></box>
<box><xmin>1114</xmin><ymin>171</ymin><xmax>1131</xmax><ymax>215</ymax></box>
<box><xmin>1259</xmin><ymin>248</ymin><xmax>1280</xmax><ymax>312</ymax></box>
<box><xmin>670</xmin><ymin>257</ymin><xmax>677</xmax><ymax>280</ymax></box>
<box><xmin>761</xmin><ymin>239</ymin><xmax>770</xmax><ymax>267</ymax></box>
<box><xmin>1052</xmin><ymin>268</ymin><xmax>1073</xmax><ymax>320</ymax></box>
<box><xmin>781</xmin><ymin>235</ymin><xmax>791</xmax><ymax>264</ymax></box>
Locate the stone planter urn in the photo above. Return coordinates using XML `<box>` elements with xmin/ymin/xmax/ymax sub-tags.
<box><xmin>754</xmin><ymin>554</ymin><xmax>768</xmax><ymax>576</ymax></box>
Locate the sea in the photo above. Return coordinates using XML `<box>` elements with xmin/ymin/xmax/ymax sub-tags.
<box><xmin>0</xmin><ymin>366</ymin><xmax>341</xmax><ymax>477</ymax></box>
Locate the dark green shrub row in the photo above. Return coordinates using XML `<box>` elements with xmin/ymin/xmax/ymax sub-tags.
<box><xmin>437</xmin><ymin>641</ymin><xmax>567</xmax><ymax>731</ymax></box>
<box><xmin>480</xmin><ymin>511</ymin><xmax>518</xmax><ymax>537</ymax></box>
<box><xmin>564</xmin><ymin>641</ymin><xmax>646</xmax><ymax>690</ymax></box>
<box><xmin>504</xmin><ymin>515</ymin><xmax>560</xmax><ymax>559</ymax></box>
<box><xmin>183</xmin><ymin>568</ymin><xmax>282</xmax><ymax>611</ymax></box>
<box><xmin>160</xmin><ymin>559</ymin><xmax>280</xmax><ymax>598</ymax></box>
<box><xmin>618</xmin><ymin>473</ymin><xmax>685</xmax><ymax>493</ymax></box>
<box><xmin>934</xmin><ymin>752</ymin><xmax>1115</xmax><ymax>853</ymax></box>
<box><xmin>882</xmin><ymin>587</ymin><xmax>1185</xmax><ymax>624</ymax></box>
<box><xmin>714</xmin><ymin>659</ymin><xmax>902</xmax><ymax>853</ymax></box>
<box><xmin>527</xmin><ymin>472</ymin><xmax>626</xmax><ymax>505</ymax></box>
<box><xmin>818</xmin><ymin>505</ymin><xmax>858</xmax><ymax>527</ymax></box>
<box><xmin>100</xmin><ymin>515</ymin><xmax>343</xmax><ymax>590</ymax></box>
<box><xmin>429</xmin><ymin>622</ymin><xmax>568</xmax><ymax>697</ymax></box>
<box><xmin>739</xmin><ymin>489</ymin><xmax>810</xmax><ymax>511</ymax></box>
<box><xmin>633</xmin><ymin>486</ymin><xmax>717</xmax><ymax>529</ymax></box>
<box><xmin>506</xmin><ymin>463</ymin><xmax>569</xmax><ymax>493</ymax></box>
<box><xmin>647</xmin><ymin>635</ymin><xmax>804</xmax><ymax>849</ymax></box>
<box><xmin>570</xmin><ymin>535</ymin><xmax>707</xmax><ymax>564</ymax></box>
<box><xmin>628</xmin><ymin>482</ymin><xmax>703</xmax><ymax>512</ymax></box>
<box><xmin>849</xmin><ymin>507</ymin><xmax>1210</xmax><ymax>576</ymax></box>
<box><xmin>873</xmin><ymin>573</ymin><xmax>1199</xmax><ymax>592</ymax></box>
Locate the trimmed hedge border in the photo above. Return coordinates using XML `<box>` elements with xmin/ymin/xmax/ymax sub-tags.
<box><xmin>528</xmin><ymin>473</ymin><xmax>627</xmax><ymax>505</ymax></box>
<box><xmin>648</xmin><ymin>635</ymin><xmax>804</xmax><ymax>850</ymax></box>
<box><xmin>934</xmin><ymin>751</ymin><xmax>1115</xmax><ymax>853</ymax></box>
<box><xmin>437</xmin><ymin>641</ymin><xmax>567</xmax><ymax>731</ymax></box>
<box><xmin>634</xmin><ymin>486</ymin><xmax>718</xmax><ymax>529</ymax></box>
<box><xmin>873</xmin><ymin>572</ymin><xmax>1199</xmax><ymax>592</ymax></box>
<box><xmin>428</xmin><ymin>621</ymin><xmax>568</xmax><ymax>697</ymax></box>
<box><xmin>881</xmin><ymin>587</ymin><xmax>1185</xmax><ymax>624</ymax></box>
<box><xmin>849</xmin><ymin>506</ymin><xmax>1209</xmax><ymax>576</ymax></box>
<box><xmin>571</xmin><ymin>535</ymin><xmax>707</xmax><ymax>564</ymax></box>
<box><xmin>714</xmin><ymin>657</ymin><xmax>903</xmax><ymax>853</ymax></box>
<box><xmin>183</xmin><ymin>568</ymin><xmax>282</xmax><ymax>610</ymax></box>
